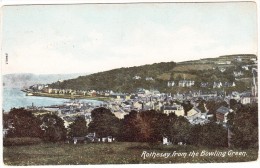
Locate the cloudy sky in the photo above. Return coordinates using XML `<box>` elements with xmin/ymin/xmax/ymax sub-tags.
<box><xmin>1</xmin><ymin>2</ymin><xmax>257</xmax><ymax>74</ymax></box>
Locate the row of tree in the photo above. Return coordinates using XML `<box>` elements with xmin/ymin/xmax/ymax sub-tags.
<box><xmin>3</xmin><ymin>103</ymin><xmax>258</xmax><ymax>149</ymax></box>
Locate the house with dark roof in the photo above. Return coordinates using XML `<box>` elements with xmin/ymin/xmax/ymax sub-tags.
<box><xmin>163</xmin><ymin>104</ymin><xmax>184</xmax><ymax>116</ymax></box>
<box><xmin>216</xmin><ymin>106</ymin><xmax>231</xmax><ymax>123</ymax></box>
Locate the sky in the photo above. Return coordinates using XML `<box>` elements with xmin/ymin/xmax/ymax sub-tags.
<box><xmin>1</xmin><ymin>2</ymin><xmax>258</xmax><ymax>74</ymax></box>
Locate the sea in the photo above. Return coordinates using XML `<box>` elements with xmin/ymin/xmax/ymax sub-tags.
<box><xmin>2</xmin><ymin>88</ymin><xmax>103</xmax><ymax>112</ymax></box>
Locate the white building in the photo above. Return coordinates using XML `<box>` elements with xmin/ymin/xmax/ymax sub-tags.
<box><xmin>240</xmin><ymin>97</ymin><xmax>251</xmax><ymax>105</ymax></box>
<box><xmin>178</xmin><ymin>80</ymin><xmax>195</xmax><ymax>87</ymax></box>
<box><xmin>145</xmin><ymin>77</ymin><xmax>154</xmax><ymax>81</ymax></box>
<box><xmin>133</xmin><ymin>76</ymin><xmax>141</xmax><ymax>80</ymax></box>
<box><xmin>167</xmin><ymin>81</ymin><xmax>175</xmax><ymax>87</ymax></box>
<box><xmin>213</xmin><ymin>82</ymin><xmax>222</xmax><ymax>88</ymax></box>
<box><xmin>163</xmin><ymin>104</ymin><xmax>184</xmax><ymax>116</ymax></box>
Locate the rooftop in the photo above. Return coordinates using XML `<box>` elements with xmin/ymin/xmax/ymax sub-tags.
<box><xmin>216</xmin><ymin>106</ymin><xmax>230</xmax><ymax>114</ymax></box>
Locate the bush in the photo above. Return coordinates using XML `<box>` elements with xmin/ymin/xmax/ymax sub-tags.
<box><xmin>3</xmin><ymin>137</ymin><xmax>43</xmax><ymax>146</ymax></box>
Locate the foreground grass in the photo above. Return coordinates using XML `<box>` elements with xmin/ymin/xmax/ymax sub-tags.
<box><xmin>3</xmin><ymin>142</ymin><xmax>258</xmax><ymax>165</ymax></box>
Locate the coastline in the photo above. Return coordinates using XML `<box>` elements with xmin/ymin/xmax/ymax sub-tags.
<box><xmin>26</xmin><ymin>92</ymin><xmax>111</xmax><ymax>101</ymax></box>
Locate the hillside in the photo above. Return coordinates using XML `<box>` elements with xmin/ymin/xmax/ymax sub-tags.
<box><xmin>50</xmin><ymin>62</ymin><xmax>177</xmax><ymax>92</ymax></box>
<box><xmin>49</xmin><ymin>54</ymin><xmax>257</xmax><ymax>93</ymax></box>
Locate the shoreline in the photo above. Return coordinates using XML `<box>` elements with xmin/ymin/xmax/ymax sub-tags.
<box><xmin>27</xmin><ymin>92</ymin><xmax>111</xmax><ymax>101</ymax></box>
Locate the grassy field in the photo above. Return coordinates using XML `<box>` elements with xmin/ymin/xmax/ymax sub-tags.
<box><xmin>173</xmin><ymin>64</ymin><xmax>214</xmax><ymax>71</ymax></box>
<box><xmin>157</xmin><ymin>72</ymin><xmax>197</xmax><ymax>80</ymax></box>
<box><xmin>3</xmin><ymin>142</ymin><xmax>258</xmax><ymax>165</ymax></box>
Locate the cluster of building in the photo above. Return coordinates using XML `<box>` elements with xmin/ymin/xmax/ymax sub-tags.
<box><xmin>132</xmin><ymin>76</ymin><xmax>154</xmax><ymax>81</ymax></box>
<box><xmin>22</xmin><ymin>55</ymin><xmax>258</xmax><ymax>137</ymax></box>
<box><xmin>167</xmin><ymin>80</ymin><xmax>236</xmax><ymax>88</ymax></box>
<box><xmin>24</xmin><ymin>62</ymin><xmax>257</xmax><ymax>129</ymax></box>
<box><xmin>167</xmin><ymin>80</ymin><xmax>195</xmax><ymax>87</ymax></box>
<box><xmin>26</xmin><ymin>86</ymin><xmax>256</xmax><ymax>130</ymax></box>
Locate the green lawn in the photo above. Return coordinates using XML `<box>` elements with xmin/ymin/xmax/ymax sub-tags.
<box><xmin>3</xmin><ymin>142</ymin><xmax>258</xmax><ymax>165</ymax></box>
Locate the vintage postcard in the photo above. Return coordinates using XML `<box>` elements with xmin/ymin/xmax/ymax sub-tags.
<box><xmin>0</xmin><ymin>0</ymin><xmax>259</xmax><ymax>167</ymax></box>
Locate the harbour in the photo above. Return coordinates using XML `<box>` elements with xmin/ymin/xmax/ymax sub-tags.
<box><xmin>2</xmin><ymin>87</ymin><xmax>103</xmax><ymax>112</ymax></box>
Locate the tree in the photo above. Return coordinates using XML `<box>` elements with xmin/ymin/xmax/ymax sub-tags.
<box><xmin>230</xmin><ymin>99</ymin><xmax>241</xmax><ymax>111</ymax></box>
<box><xmin>136</xmin><ymin>110</ymin><xmax>168</xmax><ymax>142</ymax></box>
<box><xmin>227</xmin><ymin>103</ymin><xmax>258</xmax><ymax>148</ymax></box>
<box><xmin>197</xmin><ymin>100</ymin><xmax>206</xmax><ymax>113</ymax></box>
<box><xmin>3</xmin><ymin>112</ymin><xmax>9</xmax><ymax>129</ymax></box>
<box><xmin>166</xmin><ymin>113</ymin><xmax>178</xmax><ymax>144</ymax></box>
<box><xmin>200</xmin><ymin>122</ymin><xmax>228</xmax><ymax>147</ymax></box>
<box><xmin>169</xmin><ymin>72</ymin><xmax>174</xmax><ymax>81</ymax></box>
<box><xmin>120</xmin><ymin>110</ymin><xmax>139</xmax><ymax>142</ymax></box>
<box><xmin>189</xmin><ymin>122</ymin><xmax>228</xmax><ymax>147</ymax></box>
<box><xmin>210</xmin><ymin>74</ymin><xmax>218</xmax><ymax>82</ymax></box>
<box><xmin>120</xmin><ymin>110</ymin><xmax>168</xmax><ymax>142</ymax></box>
<box><xmin>181</xmin><ymin>101</ymin><xmax>193</xmax><ymax>115</ymax></box>
<box><xmin>152</xmin><ymin>112</ymin><xmax>169</xmax><ymax>141</ymax></box>
<box><xmin>40</xmin><ymin>114</ymin><xmax>67</xmax><ymax>142</ymax></box>
<box><xmin>135</xmin><ymin>111</ymin><xmax>154</xmax><ymax>142</ymax></box>
<box><xmin>189</xmin><ymin>124</ymin><xmax>203</xmax><ymax>145</ymax></box>
<box><xmin>68</xmin><ymin>116</ymin><xmax>88</xmax><ymax>137</ymax></box>
<box><xmin>175</xmin><ymin>74</ymin><xmax>182</xmax><ymax>83</ymax></box>
<box><xmin>166</xmin><ymin>114</ymin><xmax>191</xmax><ymax>144</ymax></box>
<box><xmin>7</xmin><ymin>108</ymin><xmax>43</xmax><ymax>138</ymax></box>
<box><xmin>88</xmin><ymin>107</ymin><xmax>121</xmax><ymax>138</ymax></box>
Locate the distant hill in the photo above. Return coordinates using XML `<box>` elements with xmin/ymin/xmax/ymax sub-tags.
<box><xmin>50</xmin><ymin>62</ymin><xmax>177</xmax><ymax>92</ymax></box>
<box><xmin>47</xmin><ymin>54</ymin><xmax>257</xmax><ymax>93</ymax></box>
<box><xmin>3</xmin><ymin>73</ymin><xmax>89</xmax><ymax>88</ymax></box>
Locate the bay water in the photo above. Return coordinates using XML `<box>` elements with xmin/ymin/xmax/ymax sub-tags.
<box><xmin>2</xmin><ymin>88</ymin><xmax>102</xmax><ymax>112</ymax></box>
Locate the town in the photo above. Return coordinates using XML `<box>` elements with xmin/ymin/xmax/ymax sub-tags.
<box><xmin>3</xmin><ymin>55</ymin><xmax>258</xmax><ymax>164</ymax></box>
<box><xmin>4</xmin><ymin>55</ymin><xmax>258</xmax><ymax>146</ymax></box>
<box><xmin>23</xmin><ymin>84</ymin><xmax>257</xmax><ymax>127</ymax></box>
<box><xmin>2</xmin><ymin>2</ymin><xmax>258</xmax><ymax>165</ymax></box>
<box><xmin>13</xmin><ymin>55</ymin><xmax>256</xmax><ymax>133</ymax></box>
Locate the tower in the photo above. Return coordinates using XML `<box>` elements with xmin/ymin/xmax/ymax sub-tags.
<box><xmin>252</xmin><ymin>68</ymin><xmax>257</xmax><ymax>97</ymax></box>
